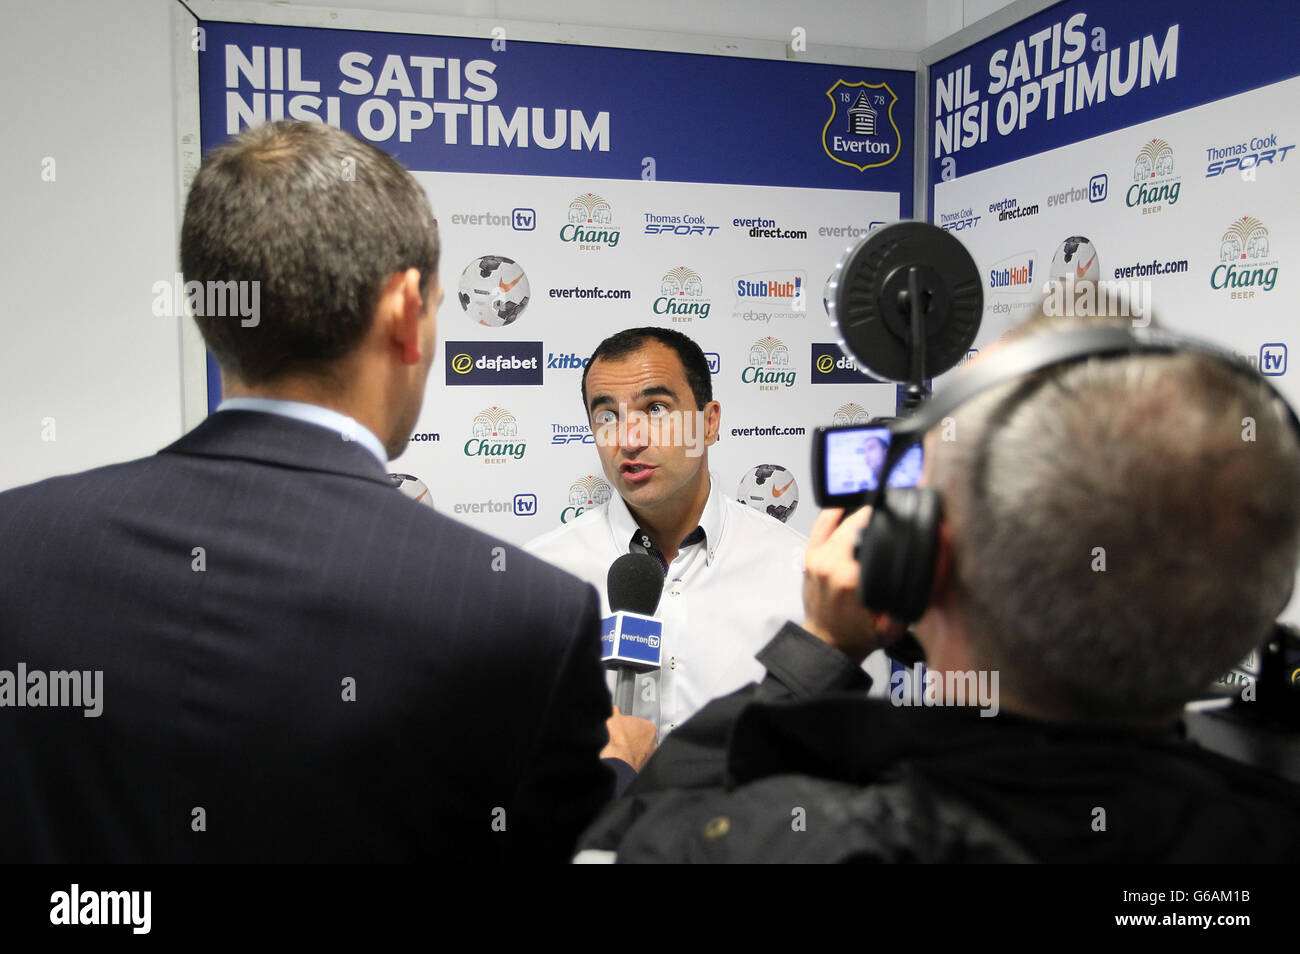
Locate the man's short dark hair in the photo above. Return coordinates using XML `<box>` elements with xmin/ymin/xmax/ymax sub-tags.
<box><xmin>580</xmin><ymin>327</ymin><xmax>713</xmax><ymax>411</ymax></box>
<box><xmin>930</xmin><ymin>314</ymin><xmax>1300</xmax><ymax>722</ymax></box>
<box><xmin>181</xmin><ymin>120</ymin><xmax>440</xmax><ymax>385</ymax></box>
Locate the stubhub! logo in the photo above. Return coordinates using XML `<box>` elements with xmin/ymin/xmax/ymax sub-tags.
<box><xmin>445</xmin><ymin>341</ymin><xmax>543</xmax><ymax>386</ymax></box>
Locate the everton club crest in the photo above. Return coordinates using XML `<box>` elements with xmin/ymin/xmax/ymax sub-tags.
<box><xmin>822</xmin><ymin>80</ymin><xmax>900</xmax><ymax>172</ymax></box>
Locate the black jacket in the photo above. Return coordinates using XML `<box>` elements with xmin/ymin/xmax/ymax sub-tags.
<box><xmin>0</xmin><ymin>410</ymin><xmax>615</xmax><ymax>862</ymax></box>
<box><xmin>578</xmin><ymin>624</ymin><xmax>1300</xmax><ymax>862</ymax></box>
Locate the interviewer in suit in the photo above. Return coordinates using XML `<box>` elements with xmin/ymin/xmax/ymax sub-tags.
<box><xmin>0</xmin><ymin>120</ymin><xmax>651</xmax><ymax>862</ymax></box>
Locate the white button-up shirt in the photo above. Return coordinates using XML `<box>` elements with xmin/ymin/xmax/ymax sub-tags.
<box><xmin>526</xmin><ymin>476</ymin><xmax>811</xmax><ymax>737</ymax></box>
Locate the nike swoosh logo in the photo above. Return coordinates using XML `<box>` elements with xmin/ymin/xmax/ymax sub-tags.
<box><xmin>773</xmin><ymin>478</ymin><xmax>795</xmax><ymax>498</ymax></box>
<box><xmin>499</xmin><ymin>275</ymin><xmax>524</xmax><ymax>293</ymax></box>
<box><xmin>1076</xmin><ymin>253</ymin><xmax>1097</xmax><ymax>280</ymax></box>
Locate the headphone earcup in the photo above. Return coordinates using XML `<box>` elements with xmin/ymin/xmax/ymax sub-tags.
<box><xmin>856</xmin><ymin>488</ymin><xmax>943</xmax><ymax>623</ymax></box>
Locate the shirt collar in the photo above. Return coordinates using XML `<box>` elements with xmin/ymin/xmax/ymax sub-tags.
<box><xmin>608</xmin><ymin>473</ymin><xmax>725</xmax><ymax>568</ymax></box>
<box><xmin>216</xmin><ymin>397</ymin><xmax>388</xmax><ymax>470</ymax></box>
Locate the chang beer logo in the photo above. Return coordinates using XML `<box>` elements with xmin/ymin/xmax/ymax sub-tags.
<box><xmin>831</xmin><ymin>402</ymin><xmax>872</xmax><ymax>426</ymax></box>
<box><xmin>561</xmin><ymin>475</ymin><xmax>612</xmax><ymax>523</ymax></box>
<box><xmin>1126</xmin><ymin>138</ymin><xmax>1181</xmax><ymax>214</ymax></box>
<box><xmin>652</xmin><ymin>266</ymin><xmax>710</xmax><ymax>322</ymax></box>
<box><xmin>1212</xmin><ymin>216</ymin><xmax>1279</xmax><ymax>299</ymax></box>
<box><xmin>560</xmin><ymin>193</ymin><xmax>620</xmax><ymax>250</ymax></box>
<box><xmin>464</xmin><ymin>406</ymin><xmax>527</xmax><ymax>462</ymax></box>
<box><xmin>741</xmin><ymin>337</ymin><xmax>796</xmax><ymax>390</ymax></box>
<box><xmin>822</xmin><ymin>81</ymin><xmax>900</xmax><ymax>172</ymax></box>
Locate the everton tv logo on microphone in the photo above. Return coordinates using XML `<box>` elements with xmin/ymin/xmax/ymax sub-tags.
<box><xmin>822</xmin><ymin>80</ymin><xmax>901</xmax><ymax>172</ymax></box>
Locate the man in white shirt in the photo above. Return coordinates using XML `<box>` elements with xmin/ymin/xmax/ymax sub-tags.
<box><xmin>527</xmin><ymin>328</ymin><xmax>815</xmax><ymax>737</ymax></box>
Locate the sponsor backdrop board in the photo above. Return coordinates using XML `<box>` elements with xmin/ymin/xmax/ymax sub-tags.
<box><xmin>926</xmin><ymin>0</ymin><xmax>1299</xmax><ymax>627</ymax></box>
<box><xmin>197</xmin><ymin>21</ymin><xmax>915</xmax><ymax>543</ymax></box>
<box><xmin>927</xmin><ymin>1</ymin><xmax>1298</xmax><ymax>395</ymax></box>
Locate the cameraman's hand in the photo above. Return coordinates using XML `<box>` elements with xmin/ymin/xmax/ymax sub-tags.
<box><xmin>802</xmin><ymin>507</ymin><xmax>903</xmax><ymax>664</ymax></box>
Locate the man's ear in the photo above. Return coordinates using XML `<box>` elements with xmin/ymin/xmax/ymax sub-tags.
<box><xmin>388</xmin><ymin>268</ymin><xmax>425</xmax><ymax>366</ymax></box>
<box><xmin>703</xmin><ymin>400</ymin><xmax>721</xmax><ymax>446</ymax></box>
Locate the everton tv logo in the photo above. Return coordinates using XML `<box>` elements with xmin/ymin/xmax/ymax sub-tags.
<box><xmin>823</xmin><ymin>80</ymin><xmax>900</xmax><ymax>172</ymax></box>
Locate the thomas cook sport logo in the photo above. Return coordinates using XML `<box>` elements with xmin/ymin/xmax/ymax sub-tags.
<box><xmin>653</xmin><ymin>266</ymin><xmax>711</xmax><ymax>322</ymax></box>
<box><xmin>831</xmin><ymin>402</ymin><xmax>872</xmax><ymax>425</ymax></box>
<box><xmin>562</xmin><ymin>474</ymin><xmax>612</xmax><ymax>522</ymax></box>
<box><xmin>1126</xmin><ymin>138</ymin><xmax>1181</xmax><ymax>214</ymax></box>
<box><xmin>464</xmin><ymin>407</ymin><xmax>527</xmax><ymax>462</ymax></box>
<box><xmin>742</xmin><ymin>337</ymin><xmax>796</xmax><ymax>390</ymax></box>
<box><xmin>822</xmin><ymin>81</ymin><xmax>900</xmax><ymax>172</ymax></box>
<box><xmin>560</xmin><ymin>193</ymin><xmax>620</xmax><ymax>250</ymax></box>
<box><xmin>1212</xmin><ymin>216</ymin><xmax>1279</xmax><ymax>299</ymax></box>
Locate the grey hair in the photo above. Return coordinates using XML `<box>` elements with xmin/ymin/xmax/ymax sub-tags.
<box><xmin>929</xmin><ymin>317</ymin><xmax>1300</xmax><ymax>722</ymax></box>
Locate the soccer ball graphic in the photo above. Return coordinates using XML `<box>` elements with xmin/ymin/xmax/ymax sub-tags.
<box><xmin>389</xmin><ymin>473</ymin><xmax>435</xmax><ymax>508</ymax></box>
<box><xmin>1048</xmin><ymin>236</ymin><xmax>1100</xmax><ymax>284</ymax></box>
<box><xmin>737</xmin><ymin>464</ymin><xmax>799</xmax><ymax>524</ymax></box>
<box><xmin>458</xmin><ymin>255</ymin><xmax>531</xmax><ymax>327</ymax></box>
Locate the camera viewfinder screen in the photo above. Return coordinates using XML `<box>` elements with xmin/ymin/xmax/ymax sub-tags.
<box><xmin>825</xmin><ymin>427</ymin><xmax>923</xmax><ymax>494</ymax></box>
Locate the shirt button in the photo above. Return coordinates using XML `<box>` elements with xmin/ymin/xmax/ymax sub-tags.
<box><xmin>669</xmin><ymin>657</ymin><xmax>677</xmax><ymax>669</ymax></box>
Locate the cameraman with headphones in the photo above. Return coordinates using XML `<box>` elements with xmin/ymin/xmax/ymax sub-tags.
<box><xmin>575</xmin><ymin>314</ymin><xmax>1300</xmax><ymax>863</ymax></box>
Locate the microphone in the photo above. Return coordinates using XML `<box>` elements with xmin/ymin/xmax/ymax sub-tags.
<box><xmin>603</xmin><ymin>553</ymin><xmax>665</xmax><ymax>714</ymax></box>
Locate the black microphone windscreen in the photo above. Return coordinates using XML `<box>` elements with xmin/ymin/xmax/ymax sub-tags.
<box><xmin>607</xmin><ymin>552</ymin><xmax>665</xmax><ymax>616</ymax></box>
